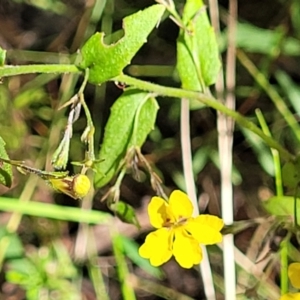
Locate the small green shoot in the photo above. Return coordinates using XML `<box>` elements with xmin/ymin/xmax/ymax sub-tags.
<box><xmin>0</xmin><ymin>158</ymin><xmax>90</xmax><ymax>199</ymax></box>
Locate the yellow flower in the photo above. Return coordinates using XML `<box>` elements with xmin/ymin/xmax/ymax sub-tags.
<box><xmin>280</xmin><ymin>294</ymin><xmax>300</xmax><ymax>300</ymax></box>
<box><xmin>288</xmin><ymin>263</ymin><xmax>300</xmax><ymax>289</ymax></box>
<box><xmin>279</xmin><ymin>263</ymin><xmax>300</xmax><ymax>300</ymax></box>
<box><xmin>138</xmin><ymin>190</ymin><xmax>224</xmax><ymax>268</ymax></box>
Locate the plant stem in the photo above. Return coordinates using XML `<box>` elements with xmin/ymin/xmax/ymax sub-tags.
<box><xmin>237</xmin><ymin>50</ymin><xmax>300</xmax><ymax>142</ymax></box>
<box><xmin>0</xmin><ymin>63</ymin><xmax>294</xmax><ymax>163</ymax></box>
<box><xmin>256</xmin><ymin>109</ymin><xmax>283</xmax><ymax>196</ymax></box>
<box><xmin>79</xmin><ymin>69</ymin><xmax>96</xmax><ymax>165</ymax></box>
<box><xmin>0</xmin><ymin>64</ymin><xmax>81</xmax><ymax>77</ymax></box>
<box><xmin>280</xmin><ymin>235</ymin><xmax>290</xmax><ymax>295</ymax></box>
<box><xmin>114</xmin><ymin>74</ymin><xmax>295</xmax><ymax>162</ymax></box>
<box><xmin>180</xmin><ymin>98</ymin><xmax>216</xmax><ymax>300</ymax></box>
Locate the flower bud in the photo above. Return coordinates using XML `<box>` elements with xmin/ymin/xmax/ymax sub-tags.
<box><xmin>49</xmin><ymin>174</ymin><xmax>91</xmax><ymax>199</ymax></box>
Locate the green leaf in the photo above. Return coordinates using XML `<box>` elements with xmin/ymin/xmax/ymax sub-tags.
<box><xmin>0</xmin><ymin>47</ymin><xmax>6</xmax><ymax>66</ymax></box>
<box><xmin>275</xmin><ymin>70</ymin><xmax>300</xmax><ymax>114</ymax></box>
<box><xmin>128</xmin><ymin>92</ymin><xmax>159</xmax><ymax>148</ymax></box>
<box><xmin>282</xmin><ymin>157</ymin><xmax>300</xmax><ymax>190</ymax></box>
<box><xmin>94</xmin><ymin>89</ymin><xmax>158</xmax><ymax>188</ymax></box>
<box><xmin>263</xmin><ymin>196</ymin><xmax>300</xmax><ymax>220</ymax></box>
<box><xmin>111</xmin><ymin>233</ymin><xmax>136</xmax><ymax>300</ymax></box>
<box><xmin>78</xmin><ymin>4</ymin><xmax>165</xmax><ymax>84</ymax></box>
<box><xmin>241</xmin><ymin>127</ymin><xmax>274</xmax><ymax>176</ymax></box>
<box><xmin>0</xmin><ymin>136</ymin><xmax>12</xmax><ymax>187</ymax></box>
<box><xmin>108</xmin><ymin>201</ymin><xmax>140</xmax><ymax>228</ymax></box>
<box><xmin>0</xmin><ymin>227</ymin><xmax>24</xmax><ymax>259</ymax></box>
<box><xmin>220</xmin><ymin>22</ymin><xmax>300</xmax><ymax>56</ymax></box>
<box><xmin>176</xmin><ymin>0</ymin><xmax>220</xmax><ymax>94</ymax></box>
<box><xmin>119</xmin><ymin>235</ymin><xmax>163</xmax><ymax>278</ymax></box>
<box><xmin>6</xmin><ymin>258</ymin><xmax>39</xmax><ymax>285</ymax></box>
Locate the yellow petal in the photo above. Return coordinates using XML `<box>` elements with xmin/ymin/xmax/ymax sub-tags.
<box><xmin>172</xmin><ymin>228</ymin><xmax>202</xmax><ymax>268</ymax></box>
<box><xmin>148</xmin><ymin>197</ymin><xmax>174</xmax><ymax>228</ymax></box>
<box><xmin>186</xmin><ymin>215</ymin><xmax>224</xmax><ymax>244</ymax></box>
<box><xmin>169</xmin><ymin>190</ymin><xmax>193</xmax><ymax>220</ymax></box>
<box><xmin>139</xmin><ymin>228</ymin><xmax>173</xmax><ymax>267</ymax></box>
<box><xmin>279</xmin><ymin>293</ymin><xmax>300</xmax><ymax>300</ymax></box>
<box><xmin>288</xmin><ymin>263</ymin><xmax>300</xmax><ymax>289</ymax></box>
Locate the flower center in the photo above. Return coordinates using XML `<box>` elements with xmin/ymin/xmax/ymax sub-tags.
<box><xmin>164</xmin><ymin>216</ymin><xmax>187</xmax><ymax>228</ymax></box>
<box><xmin>176</xmin><ymin>216</ymin><xmax>187</xmax><ymax>225</ymax></box>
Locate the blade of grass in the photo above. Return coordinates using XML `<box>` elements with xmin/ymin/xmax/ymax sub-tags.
<box><xmin>255</xmin><ymin>109</ymin><xmax>283</xmax><ymax>196</ymax></box>
<box><xmin>128</xmin><ymin>273</ymin><xmax>194</xmax><ymax>300</ymax></box>
<box><xmin>237</xmin><ymin>49</ymin><xmax>300</xmax><ymax>142</ymax></box>
<box><xmin>111</xmin><ymin>230</ymin><xmax>136</xmax><ymax>300</ymax></box>
<box><xmin>86</xmin><ymin>226</ymin><xmax>110</xmax><ymax>300</ymax></box>
<box><xmin>0</xmin><ymin>197</ymin><xmax>110</xmax><ymax>224</ymax></box>
<box><xmin>255</xmin><ymin>109</ymin><xmax>287</xmax><ymax>295</ymax></box>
